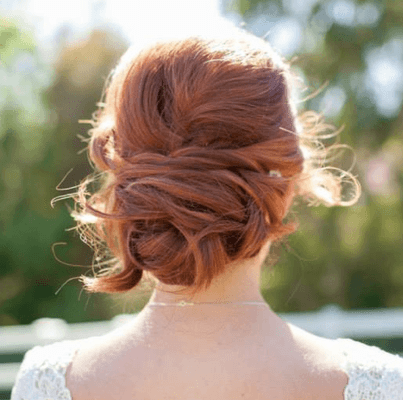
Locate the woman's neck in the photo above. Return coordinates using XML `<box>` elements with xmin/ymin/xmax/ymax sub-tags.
<box><xmin>148</xmin><ymin>243</ymin><xmax>269</xmax><ymax>305</ymax></box>
<box><xmin>131</xmin><ymin>243</ymin><xmax>275</xmax><ymax>344</ymax></box>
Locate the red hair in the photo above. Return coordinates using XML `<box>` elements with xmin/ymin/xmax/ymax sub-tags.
<box><xmin>73</xmin><ymin>33</ymin><xmax>359</xmax><ymax>293</ymax></box>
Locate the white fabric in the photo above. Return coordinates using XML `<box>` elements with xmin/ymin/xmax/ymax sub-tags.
<box><xmin>11</xmin><ymin>340</ymin><xmax>81</xmax><ymax>400</ymax></box>
<box><xmin>11</xmin><ymin>337</ymin><xmax>403</xmax><ymax>399</ymax></box>
<box><xmin>339</xmin><ymin>338</ymin><xmax>403</xmax><ymax>399</ymax></box>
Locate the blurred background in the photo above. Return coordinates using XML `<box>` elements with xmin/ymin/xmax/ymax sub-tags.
<box><xmin>1</xmin><ymin>0</ymin><xmax>403</xmax><ymax>327</ymax></box>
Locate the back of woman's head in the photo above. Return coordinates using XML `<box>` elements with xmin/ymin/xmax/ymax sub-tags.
<box><xmin>74</xmin><ymin>31</ymin><xmax>359</xmax><ymax>293</ymax></box>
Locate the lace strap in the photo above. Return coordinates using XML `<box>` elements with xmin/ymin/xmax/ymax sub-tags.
<box><xmin>337</xmin><ymin>338</ymin><xmax>403</xmax><ymax>400</ymax></box>
<box><xmin>11</xmin><ymin>340</ymin><xmax>83</xmax><ymax>400</ymax></box>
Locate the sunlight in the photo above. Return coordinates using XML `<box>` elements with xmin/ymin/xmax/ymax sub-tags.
<box><xmin>11</xmin><ymin>0</ymin><xmax>230</xmax><ymax>47</ymax></box>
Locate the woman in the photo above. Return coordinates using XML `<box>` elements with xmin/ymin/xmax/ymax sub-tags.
<box><xmin>12</xmin><ymin>30</ymin><xmax>403</xmax><ymax>400</ymax></box>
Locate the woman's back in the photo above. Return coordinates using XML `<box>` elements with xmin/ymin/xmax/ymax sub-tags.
<box><xmin>14</xmin><ymin>313</ymin><xmax>403</xmax><ymax>399</ymax></box>
<box><xmin>65</xmin><ymin>306</ymin><xmax>348</xmax><ymax>400</ymax></box>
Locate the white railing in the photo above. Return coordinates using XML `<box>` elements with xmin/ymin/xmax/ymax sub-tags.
<box><xmin>2</xmin><ymin>305</ymin><xmax>403</xmax><ymax>395</ymax></box>
<box><xmin>280</xmin><ymin>304</ymin><xmax>403</xmax><ymax>339</ymax></box>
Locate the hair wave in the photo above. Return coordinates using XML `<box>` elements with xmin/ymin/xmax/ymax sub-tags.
<box><xmin>71</xmin><ymin>33</ymin><xmax>360</xmax><ymax>293</ymax></box>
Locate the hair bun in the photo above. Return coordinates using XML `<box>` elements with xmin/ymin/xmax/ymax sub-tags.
<box><xmin>73</xmin><ymin>34</ymin><xmax>328</xmax><ymax>293</ymax></box>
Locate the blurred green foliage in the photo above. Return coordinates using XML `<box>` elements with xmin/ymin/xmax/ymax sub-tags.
<box><xmin>0</xmin><ymin>21</ymin><xmax>128</xmax><ymax>324</ymax></box>
<box><xmin>1</xmin><ymin>0</ymin><xmax>403</xmax><ymax>325</ymax></box>
<box><xmin>226</xmin><ymin>0</ymin><xmax>403</xmax><ymax>312</ymax></box>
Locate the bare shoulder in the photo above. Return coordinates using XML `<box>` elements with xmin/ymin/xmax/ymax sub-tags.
<box><xmin>284</xmin><ymin>323</ymin><xmax>349</xmax><ymax>399</ymax></box>
<box><xmin>286</xmin><ymin>322</ymin><xmax>346</xmax><ymax>366</ymax></box>
<box><xmin>65</xmin><ymin>335</ymin><xmax>105</xmax><ymax>399</ymax></box>
<box><xmin>66</xmin><ymin>318</ymin><xmax>349</xmax><ymax>400</ymax></box>
<box><xmin>66</xmin><ymin>326</ymin><xmax>142</xmax><ymax>400</ymax></box>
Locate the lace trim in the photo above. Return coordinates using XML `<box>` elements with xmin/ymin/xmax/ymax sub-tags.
<box><xmin>337</xmin><ymin>338</ymin><xmax>403</xmax><ymax>400</ymax></box>
<box><xmin>11</xmin><ymin>340</ymin><xmax>81</xmax><ymax>400</ymax></box>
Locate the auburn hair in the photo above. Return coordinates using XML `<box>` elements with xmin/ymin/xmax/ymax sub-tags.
<box><xmin>72</xmin><ymin>31</ymin><xmax>360</xmax><ymax>293</ymax></box>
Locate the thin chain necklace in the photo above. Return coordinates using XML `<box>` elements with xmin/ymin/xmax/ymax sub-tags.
<box><xmin>148</xmin><ymin>300</ymin><xmax>268</xmax><ymax>307</ymax></box>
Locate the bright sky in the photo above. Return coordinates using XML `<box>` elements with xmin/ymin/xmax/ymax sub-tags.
<box><xmin>2</xmin><ymin>0</ymin><xmax>403</xmax><ymax>118</ymax></box>
<box><xmin>4</xmin><ymin>0</ymin><xmax>236</xmax><ymax>50</ymax></box>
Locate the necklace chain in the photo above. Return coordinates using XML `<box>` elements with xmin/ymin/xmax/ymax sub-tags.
<box><xmin>148</xmin><ymin>300</ymin><xmax>268</xmax><ymax>307</ymax></box>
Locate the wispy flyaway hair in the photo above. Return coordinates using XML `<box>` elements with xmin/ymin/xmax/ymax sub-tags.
<box><xmin>72</xmin><ymin>31</ymin><xmax>360</xmax><ymax>293</ymax></box>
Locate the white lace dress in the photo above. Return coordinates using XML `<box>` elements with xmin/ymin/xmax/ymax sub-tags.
<box><xmin>11</xmin><ymin>338</ymin><xmax>403</xmax><ymax>400</ymax></box>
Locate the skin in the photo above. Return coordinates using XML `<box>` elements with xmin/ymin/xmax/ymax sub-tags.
<box><xmin>66</xmin><ymin>241</ymin><xmax>349</xmax><ymax>400</ymax></box>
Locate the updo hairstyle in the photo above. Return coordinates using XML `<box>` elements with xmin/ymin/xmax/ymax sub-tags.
<box><xmin>73</xmin><ymin>32</ymin><xmax>359</xmax><ymax>293</ymax></box>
